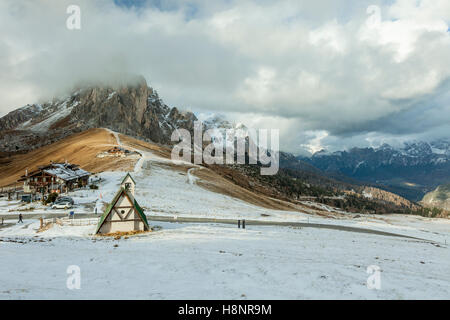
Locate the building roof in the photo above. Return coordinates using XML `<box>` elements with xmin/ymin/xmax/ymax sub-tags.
<box><xmin>20</xmin><ymin>162</ymin><xmax>90</xmax><ymax>182</ymax></box>
<box><xmin>95</xmin><ymin>186</ymin><xmax>149</xmax><ymax>234</ymax></box>
<box><xmin>43</xmin><ymin>163</ymin><xmax>90</xmax><ymax>181</ymax></box>
<box><xmin>121</xmin><ymin>172</ymin><xmax>136</xmax><ymax>185</ymax></box>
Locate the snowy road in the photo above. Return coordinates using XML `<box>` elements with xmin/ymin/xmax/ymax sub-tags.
<box><xmin>146</xmin><ymin>216</ymin><xmax>433</xmax><ymax>242</ymax></box>
<box><xmin>1</xmin><ymin>213</ymin><xmax>432</xmax><ymax>241</ymax></box>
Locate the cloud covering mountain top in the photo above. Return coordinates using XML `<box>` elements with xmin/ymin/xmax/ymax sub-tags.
<box><xmin>1</xmin><ymin>0</ymin><xmax>449</xmax><ymax>153</ymax></box>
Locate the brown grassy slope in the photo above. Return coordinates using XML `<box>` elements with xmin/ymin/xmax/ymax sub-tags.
<box><xmin>118</xmin><ymin>134</ymin><xmax>306</xmax><ymax>211</ymax></box>
<box><xmin>0</xmin><ymin>128</ymin><xmax>136</xmax><ymax>187</ymax></box>
<box><xmin>193</xmin><ymin>168</ymin><xmax>308</xmax><ymax>212</ymax></box>
<box><xmin>118</xmin><ymin>134</ymin><xmax>172</xmax><ymax>159</ymax></box>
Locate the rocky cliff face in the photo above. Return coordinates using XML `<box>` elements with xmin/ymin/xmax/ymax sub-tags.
<box><xmin>0</xmin><ymin>76</ymin><xmax>197</xmax><ymax>152</ymax></box>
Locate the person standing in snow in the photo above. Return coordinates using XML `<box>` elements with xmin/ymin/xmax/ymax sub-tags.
<box><xmin>18</xmin><ymin>213</ymin><xmax>23</xmax><ymax>223</ymax></box>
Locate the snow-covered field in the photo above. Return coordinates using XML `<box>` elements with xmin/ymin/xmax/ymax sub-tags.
<box><xmin>0</xmin><ymin>219</ymin><xmax>449</xmax><ymax>299</ymax></box>
<box><xmin>1</xmin><ymin>135</ymin><xmax>449</xmax><ymax>299</ymax></box>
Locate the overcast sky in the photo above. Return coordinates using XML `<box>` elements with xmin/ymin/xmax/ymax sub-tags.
<box><xmin>1</xmin><ymin>0</ymin><xmax>450</xmax><ymax>154</ymax></box>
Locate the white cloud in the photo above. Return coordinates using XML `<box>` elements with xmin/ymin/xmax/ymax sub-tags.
<box><xmin>359</xmin><ymin>1</ymin><xmax>449</xmax><ymax>62</ymax></box>
<box><xmin>309</xmin><ymin>20</ymin><xmax>348</xmax><ymax>54</ymax></box>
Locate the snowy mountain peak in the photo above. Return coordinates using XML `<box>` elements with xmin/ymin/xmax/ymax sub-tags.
<box><xmin>0</xmin><ymin>76</ymin><xmax>197</xmax><ymax>152</ymax></box>
<box><xmin>376</xmin><ymin>143</ymin><xmax>394</xmax><ymax>151</ymax></box>
<box><xmin>199</xmin><ymin>113</ymin><xmax>247</xmax><ymax>131</ymax></box>
<box><xmin>402</xmin><ymin>141</ymin><xmax>433</xmax><ymax>157</ymax></box>
<box><xmin>312</xmin><ymin>149</ymin><xmax>342</xmax><ymax>157</ymax></box>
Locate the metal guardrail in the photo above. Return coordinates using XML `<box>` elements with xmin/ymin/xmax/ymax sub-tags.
<box><xmin>43</xmin><ymin>217</ymin><xmax>99</xmax><ymax>226</ymax></box>
<box><xmin>0</xmin><ymin>185</ymin><xmax>22</xmax><ymax>193</ymax></box>
<box><xmin>66</xmin><ymin>218</ymin><xmax>99</xmax><ymax>226</ymax></box>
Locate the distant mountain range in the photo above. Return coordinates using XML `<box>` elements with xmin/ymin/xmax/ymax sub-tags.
<box><xmin>299</xmin><ymin>142</ymin><xmax>450</xmax><ymax>201</ymax></box>
<box><xmin>198</xmin><ymin>115</ymin><xmax>450</xmax><ymax>203</ymax></box>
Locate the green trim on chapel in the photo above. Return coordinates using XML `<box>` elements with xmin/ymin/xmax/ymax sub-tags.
<box><xmin>95</xmin><ymin>186</ymin><xmax>149</xmax><ymax>234</ymax></box>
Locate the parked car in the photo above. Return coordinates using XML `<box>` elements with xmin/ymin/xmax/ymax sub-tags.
<box><xmin>52</xmin><ymin>201</ymin><xmax>73</xmax><ymax>209</ymax></box>
<box><xmin>21</xmin><ymin>195</ymin><xmax>32</xmax><ymax>203</ymax></box>
<box><xmin>55</xmin><ymin>196</ymin><xmax>74</xmax><ymax>205</ymax></box>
